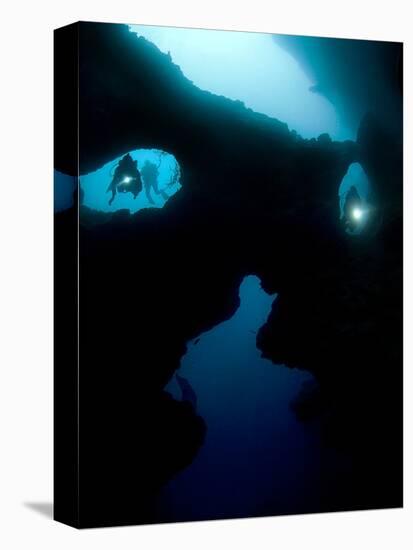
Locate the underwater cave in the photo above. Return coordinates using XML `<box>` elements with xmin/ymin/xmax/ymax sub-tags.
<box><xmin>54</xmin><ymin>149</ymin><xmax>181</xmax><ymax>215</ymax></box>
<box><xmin>339</xmin><ymin>162</ymin><xmax>372</xmax><ymax>234</ymax></box>
<box><xmin>80</xmin><ymin>149</ymin><xmax>181</xmax><ymax>214</ymax></box>
<box><xmin>53</xmin><ymin>22</ymin><xmax>403</xmax><ymax>527</ymax></box>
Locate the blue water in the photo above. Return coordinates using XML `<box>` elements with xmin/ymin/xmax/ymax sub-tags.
<box><xmin>54</xmin><ymin>170</ymin><xmax>77</xmax><ymax>212</ymax></box>
<box><xmin>80</xmin><ymin>149</ymin><xmax>181</xmax><ymax>214</ymax></box>
<box><xmin>131</xmin><ymin>25</ymin><xmax>346</xmax><ymax>140</ymax></box>
<box><xmin>159</xmin><ymin>276</ymin><xmax>346</xmax><ymax>521</ymax></box>
<box><xmin>339</xmin><ymin>162</ymin><xmax>371</xmax><ymax>205</ymax></box>
<box><xmin>339</xmin><ymin>162</ymin><xmax>372</xmax><ymax>233</ymax></box>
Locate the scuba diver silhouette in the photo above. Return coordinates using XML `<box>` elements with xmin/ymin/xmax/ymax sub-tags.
<box><xmin>342</xmin><ymin>185</ymin><xmax>363</xmax><ymax>233</ymax></box>
<box><xmin>140</xmin><ymin>159</ymin><xmax>169</xmax><ymax>205</ymax></box>
<box><xmin>107</xmin><ymin>153</ymin><xmax>143</xmax><ymax>205</ymax></box>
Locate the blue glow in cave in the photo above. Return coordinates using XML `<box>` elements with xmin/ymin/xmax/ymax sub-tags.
<box><xmin>131</xmin><ymin>25</ymin><xmax>343</xmax><ymax>140</ymax></box>
<box><xmin>339</xmin><ymin>162</ymin><xmax>370</xmax><ymax>200</ymax></box>
<box><xmin>160</xmin><ymin>276</ymin><xmax>347</xmax><ymax>520</ymax></box>
<box><xmin>80</xmin><ymin>149</ymin><xmax>181</xmax><ymax>214</ymax></box>
<box><xmin>54</xmin><ymin>170</ymin><xmax>77</xmax><ymax>212</ymax></box>
<box><xmin>339</xmin><ymin>162</ymin><xmax>371</xmax><ymax>214</ymax></box>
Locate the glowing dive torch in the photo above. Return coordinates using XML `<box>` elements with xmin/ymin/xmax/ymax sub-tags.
<box><xmin>352</xmin><ymin>207</ymin><xmax>364</xmax><ymax>221</ymax></box>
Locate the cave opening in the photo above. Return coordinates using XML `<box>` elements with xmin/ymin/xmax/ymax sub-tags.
<box><xmin>339</xmin><ymin>162</ymin><xmax>372</xmax><ymax>234</ymax></box>
<box><xmin>80</xmin><ymin>148</ymin><xmax>181</xmax><ymax>214</ymax></box>
<box><xmin>131</xmin><ymin>25</ymin><xmax>341</xmax><ymax>140</ymax></box>
<box><xmin>159</xmin><ymin>275</ymin><xmax>347</xmax><ymax>521</ymax></box>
